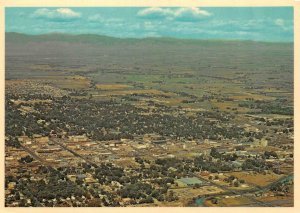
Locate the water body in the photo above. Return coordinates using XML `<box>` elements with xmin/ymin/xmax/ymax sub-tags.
<box><xmin>195</xmin><ymin>197</ymin><xmax>205</xmax><ymax>206</ymax></box>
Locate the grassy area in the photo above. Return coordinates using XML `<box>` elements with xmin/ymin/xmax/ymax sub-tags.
<box><xmin>96</xmin><ymin>84</ymin><xmax>132</xmax><ymax>90</ymax></box>
<box><xmin>173</xmin><ymin>186</ymin><xmax>224</xmax><ymax>198</ymax></box>
<box><xmin>218</xmin><ymin>196</ymin><xmax>254</xmax><ymax>206</ymax></box>
<box><xmin>226</xmin><ymin>172</ymin><xmax>284</xmax><ymax>187</ymax></box>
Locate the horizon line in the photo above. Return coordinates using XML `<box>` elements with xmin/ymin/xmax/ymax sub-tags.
<box><xmin>5</xmin><ymin>31</ymin><xmax>294</xmax><ymax>44</ymax></box>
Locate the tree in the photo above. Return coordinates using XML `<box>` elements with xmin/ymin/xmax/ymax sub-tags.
<box><xmin>144</xmin><ymin>196</ymin><xmax>154</xmax><ymax>203</ymax></box>
<box><xmin>210</xmin><ymin>147</ymin><xmax>221</xmax><ymax>158</ymax></box>
<box><xmin>211</xmin><ymin>198</ymin><xmax>218</xmax><ymax>204</ymax></box>
<box><xmin>234</xmin><ymin>181</ymin><xmax>240</xmax><ymax>187</ymax></box>
<box><xmin>18</xmin><ymin>155</ymin><xmax>34</xmax><ymax>164</ymax></box>
<box><xmin>194</xmin><ymin>183</ymin><xmax>201</xmax><ymax>188</ymax></box>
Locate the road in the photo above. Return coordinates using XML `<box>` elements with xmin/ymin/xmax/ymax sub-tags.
<box><xmin>195</xmin><ymin>172</ymin><xmax>293</xmax><ymax>207</ymax></box>
<box><xmin>195</xmin><ymin>174</ymin><xmax>271</xmax><ymax>206</ymax></box>
<box><xmin>20</xmin><ymin>144</ymin><xmax>54</xmax><ymax>171</ymax></box>
<box><xmin>19</xmin><ymin>142</ymin><xmax>92</xmax><ymax>206</ymax></box>
<box><xmin>50</xmin><ymin>138</ymin><xmax>99</xmax><ymax>168</ymax></box>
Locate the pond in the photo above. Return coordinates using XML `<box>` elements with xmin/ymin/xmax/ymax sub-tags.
<box><xmin>195</xmin><ymin>197</ymin><xmax>205</xmax><ymax>206</ymax></box>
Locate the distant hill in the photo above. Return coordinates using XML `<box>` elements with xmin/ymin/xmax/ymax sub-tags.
<box><xmin>6</xmin><ymin>32</ymin><xmax>126</xmax><ymax>45</ymax></box>
<box><xmin>6</xmin><ymin>32</ymin><xmax>291</xmax><ymax>46</ymax></box>
<box><xmin>5</xmin><ymin>32</ymin><xmax>293</xmax><ymax>82</ymax></box>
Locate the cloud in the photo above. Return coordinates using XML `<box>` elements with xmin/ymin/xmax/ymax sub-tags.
<box><xmin>274</xmin><ymin>18</ymin><xmax>293</xmax><ymax>32</ymax></box>
<box><xmin>137</xmin><ymin>7</ymin><xmax>173</xmax><ymax>19</ymax></box>
<box><xmin>173</xmin><ymin>8</ymin><xmax>212</xmax><ymax>22</ymax></box>
<box><xmin>88</xmin><ymin>14</ymin><xmax>105</xmax><ymax>22</ymax></box>
<box><xmin>275</xmin><ymin>18</ymin><xmax>285</xmax><ymax>27</ymax></box>
<box><xmin>137</xmin><ymin>7</ymin><xmax>212</xmax><ymax>22</ymax></box>
<box><xmin>88</xmin><ymin>14</ymin><xmax>123</xmax><ymax>25</ymax></box>
<box><xmin>209</xmin><ymin>19</ymin><xmax>267</xmax><ymax>33</ymax></box>
<box><xmin>143</xmin><ymin>31</ymin><xmax>161</xmax><ymax>38</ymax></box>
<box><xmin>32</xmin><ymin>8</ymin><xmax>81</xmax><ymax>22</ymax></box>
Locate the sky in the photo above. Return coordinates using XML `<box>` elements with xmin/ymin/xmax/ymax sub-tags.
<box><xmin>5</xmin><ymin>7</ymin><xmax>294</xmax><ymax>42</ymax></box>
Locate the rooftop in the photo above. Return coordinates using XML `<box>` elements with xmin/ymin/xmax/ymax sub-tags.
<box><xmin>177</xmin><ymin>177</ymin><xmax>203</xmax><ymax>185</ymax></box>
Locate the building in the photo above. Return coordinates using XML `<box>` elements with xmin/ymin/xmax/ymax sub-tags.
<box><xmin>7</xmin><ymin>182</ymin><xmax>16</xmax><ymax>190</ymax></box>
<box><xmin>175</xmin><ymin>177</ymin><xmax>203</xmax><ymax>187</ymax></box>
<box><xmin>17</xmin><ymin>136</ymin><xmax>31</xmax><ymax>143</ymax></box>
<box><xmin>231</xmin><ymin>161</ymin><xmax>243</xmax><ymax>170</ymax></box>
<box><xmin>199</xmin><ymin>171</ymin><xmax>210</xmax><ymax>176</ymax></box>
<box><xmin>67</xmin><ymin>175</ymin><xmax>76</xmax><ymax>182</ymax></box>
<box><xmin>48</xmin><ymin>140</ymin><xmax>55</xmax><ymax>145</ymax></box>
<box><xmin>143</xmin><ymin>133</ymin><xmax>166</xmax><ymax>143</ymax></box>
<box><xmin>137</xmin><ymin>144</ymin><xmax>148</xmax><ymax>149</ymax></box>
<box><xmin>84</xmin><ymin>177</ymin><xmax>97</xmax><ymax>184</ymax></box>
<box><xmin>35</xmin><ymin>136</ymin><xmax>49</xmax><ymax>143</ymax></box>
<box><xmin>36</xmin><ymin>147</ymin><xmax>62</xmax><ymax>153</ymax></box>
<box><xmin>69</xmin><ymin>135</ymin><xmax>88</xmax><ymax>142</ymax></box>
<box><xmin>251</xmin><ymin>138</ymin><xmax>268</xmax><ymax>148</ymax></box>
<box><xmin>152</xmin><ymin>139</ymin><xmax>167</xmax><ymax>144</ymax></box>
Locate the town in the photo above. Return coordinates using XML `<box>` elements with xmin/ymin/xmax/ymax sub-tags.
<box><xmin>5</xmin><ymin>32</ymin><xmax>294</xmax><ymax>207</ymax></box>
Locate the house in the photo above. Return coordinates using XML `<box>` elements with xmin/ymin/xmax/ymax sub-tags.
<box><xmin>107</xmin><ymin>155</ymin><xmax>119</xmax><ymax>161</ymax></box>
<box><xmin>84</xmin><ymin>177</ymin><xmax>97</xmax><ymax>184</ymax></box>
<box><xmin>168</xmin><ymin>167</ymin><xmax>177</xmax><ymax>172</ymax></box>
<box><xmin>6</xmin><ymin>156</ymin><xmax>14</xmax><ymax>161</ymax></box>
<box><xmin>251</xmin><ymin>139</ymin><xmax>268</xmax><ymax>148</ymax></box>
<box><xmin>120</xmin><ymin>198</ymin><xmax>132</xmax><ymax>206</ymax></box>
<box><xmin>143</xmin><ymin>134</ymin><xmax>166</xmax><ymax>143</ymax></box>
<box><xmin>7</xmin><ymin>182</ymin><xmax>16</xmax><ymax>190</ymax></box>
<box><xmin>18</xmin><ymin>136</ymin><xmax>31</xmax><ymax>143</ymax></box>
<box><xmin>235</xmin><ymin>150</ymin><xmax>248</xmax><ymax>157</ymax></box>
<box><xmin>83</xmin><ymin>142</ymin><xmax>97</xmax><ymax>147</ymax></box>
<box><xmin>32</xmin><ymin>134</ymin><xmax>42</xmax><ymax>138</ymax></box>
<box><xmin>48</xmin><ymin>140</ymin><xmax>55</xmax><ymax>145</ymax></box>
<box><xmin>137</xmin><ymin>145</ymin><xmax>147</xmax><ymax>149</ymax></box>
<box><xmin>199</xmin><ymin>171</ymin><xmax>210</xmax><ymax>176</ymax></box>
<box><xmin>231</xmin><ymin>161</ymin><xmax>243</xmax><ymax>170</ymax></box>
<box><xmin>204</xmin><ymin>139</ymin><xmax>218</xmax><ymax>145</ymax></box>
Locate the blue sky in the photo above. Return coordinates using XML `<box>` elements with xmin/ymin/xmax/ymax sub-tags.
<box><xmin>5</xmin><ymin>7</ymin><xmax>293</xmax><ymax>42</ymax></box>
